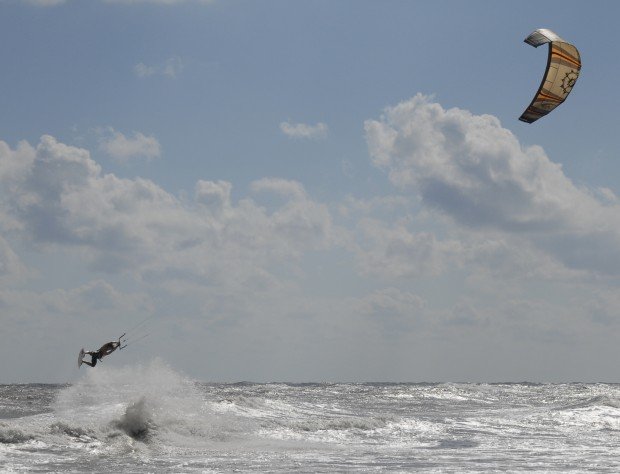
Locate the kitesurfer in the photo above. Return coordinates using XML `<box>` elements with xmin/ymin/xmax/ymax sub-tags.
<box><xmin>81</xmin><ymin>336</ymin><xmax>124</xmax><ymax>368</ymax></box>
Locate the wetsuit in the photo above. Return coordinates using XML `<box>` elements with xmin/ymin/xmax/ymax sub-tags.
<box><xmin>89</xmin><ymin>351</ymin><xmax>102</xmax><ymax>367</ymax></box>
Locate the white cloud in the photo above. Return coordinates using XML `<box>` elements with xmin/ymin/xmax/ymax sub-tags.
<box><xmin>134</xmin><ymin>57</ymin><xmax>184</xmax><ymax>78</ymax></box>
<box><xmin>354</xmin><ymin>217</ymin><xmax>463</xmax><ymax>279</ymax></box>
<box><xmin>338</xmin><ymin>195</ymin><xmax>411</xmax><ymax>220</ymax></box>
<box><xmin>251</xmin><ymin>177</ymin><xmax>307</xmax><ymax>200</ymax></box>
<box><xmin>0</xmin><ymin>236</ymin><xmax>30</xmax><ymax>283</ymax></box>
<box><xmin>106</xmin><ymin>0</ymin><xmax>213</xmax><ymax>4</ymax></box>
<box><xmin>280</xmin><ymin>121</ymin><xmax>328</xmax><ymax>140</ymax></box>
<box><xmin>0</xmin><ymin>136</ymin><xmax>335</xmax><ymax>284</ymax></box>
<box><xmin>2</xmin><ymin>121</ymin><xmax>620</xmax><ymax>381</ymax></box>
<box><xmin>250</xmin><ymin>178</ymin><xmax>335</xmax><ymax>252</ymax></box>
<box><xmin>134</xmin><ymin>63</ymin><xmax>156</xmax><ymax>77</ymax></box>
<box><xmin>194</xmin><ymin>180</ymin><xmax>232</xmax><ymax>213</ymax></box>
<box><xmin>99</xmin><ymin>128</ymin><xmax>162</xmax><ymax>162</ymax></box>
<box><xmin>365</xmin><ymin>94</ymin><xmax>620</xmax><ymax>277</ymax></box>
<box><xmin>161</xmin><ymin>57</ymin><xmax>184</xmax><ymax>77</ymax></box>
<box><xmin>21</xmin><ymin>0</ymin><xmax>66</xmax><ymax>5</ymax></box>
<box><xmin>33</xmin><ymin>279</ymin><xmax>150</xmax><ymax>316</ymax></box>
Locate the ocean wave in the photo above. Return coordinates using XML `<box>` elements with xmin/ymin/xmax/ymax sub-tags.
<box><xmin>217</xmin><ymin>395</ymin><xmax>267</xmax><ymax>410</ymax></box>
<box><xmin>51</xmin><ymin>359</ymin><xmax>215</xmax><ymax>446</ymax></box>
<box><xmin>111</xmin><ymin>397</ymin><xmax>156</xmax><ymax>441</ymax></box>
<box><xmin>293</xmin><ymin>416</ymin><xmax>386</xmax><ymax>432</ymax></box>
<box><xmin>5</xmin><ymin>382</ymin><xmax>620</xmax><ymax>471</ymax></box>
<box><xmin>0</xmin><ymin>423</ymin><xmax>34</xmax><ymax>444</ymax></box>
<box><xmin>50</xmin><ymin>421</ymin><xmax>95</xmax><ymax>440</ymax></box>
<box><xmin>557</xmin><ymin>394</ymin><xmax>620</xmax><ymax>411</ymax></box>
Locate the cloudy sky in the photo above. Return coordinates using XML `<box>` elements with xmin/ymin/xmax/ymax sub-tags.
<box><xmin>1</xmin><ymin>0</ymin><xmax>619</xmax><ymax>383</ymax></box>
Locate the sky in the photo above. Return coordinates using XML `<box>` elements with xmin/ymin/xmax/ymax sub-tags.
<box><xmin>1</xmin><ymin>0</ymin><xmax>619</xmax><ymax>383</ymax></box>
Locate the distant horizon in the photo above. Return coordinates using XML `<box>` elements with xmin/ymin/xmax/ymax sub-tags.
<box><xmin>5</xmin><ymin>376</ymin><xmax>620</xmax><ymax>386</ymax></box>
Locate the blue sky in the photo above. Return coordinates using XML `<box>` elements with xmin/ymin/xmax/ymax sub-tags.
<box><xmin>1</xmin><ymin>0</ymin><xmax>620</xmax><ymax>383</ymax></box>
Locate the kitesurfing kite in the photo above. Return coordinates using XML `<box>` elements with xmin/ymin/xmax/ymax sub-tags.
<box><xmin>519</xmin><ymin>28</ymin><xmax>581</xmax><ymax>123</ymax></box>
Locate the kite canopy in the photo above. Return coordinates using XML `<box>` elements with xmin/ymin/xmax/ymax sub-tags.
<box><xmin>519</xmin><ymin>28</ymin><xmax>581</xmax><ymax>124</ymax></box>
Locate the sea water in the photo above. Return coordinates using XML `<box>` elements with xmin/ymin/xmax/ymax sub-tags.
<box><xmin>1</xmin><ymin>360</ymin><xmax>619</xmax><ymax>472</ymax></box>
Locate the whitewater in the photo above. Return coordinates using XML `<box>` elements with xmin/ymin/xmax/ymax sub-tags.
<box><xmin>1</xmin><ymin>361</ymin><xmax>619</xmax><ymax>472</ymax></box>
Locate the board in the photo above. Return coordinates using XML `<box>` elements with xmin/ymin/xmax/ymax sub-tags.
<box><xmin>78</xmin><ymin>348</ymin><xmax>85</xmax><ymax>368</ymax></box>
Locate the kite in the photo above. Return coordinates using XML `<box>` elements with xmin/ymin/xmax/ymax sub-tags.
<box><xmin>519</xmin><ymin>29</ymin><xmax>581</xmax><ymax>123</ymax></box>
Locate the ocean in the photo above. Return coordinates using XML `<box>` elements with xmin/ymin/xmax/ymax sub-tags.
<box><xmin>1</xmin><ymin>360</ymin><xmax>619</xmax><ymax>472</ymax></box>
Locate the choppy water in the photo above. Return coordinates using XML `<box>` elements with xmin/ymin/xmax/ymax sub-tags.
<box><xmin>1</xmin><ymin>361</ymin><xmax>620</xmax><ymax>472</ymax></box>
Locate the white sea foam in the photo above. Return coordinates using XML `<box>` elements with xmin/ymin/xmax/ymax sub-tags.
<box><xmin>2</xmin><ymin>379</ymin><xmax>620</xmax><ymax>471</ymax></box>
<box><xmin>0</xmin><ymin>423</ymin><xmax>34</xmax><ymax>444</ymax></box>
<box><xmin>53</xmin><ymin>358</ymin><xmax>255</xmax><ymax>450</ymax></box>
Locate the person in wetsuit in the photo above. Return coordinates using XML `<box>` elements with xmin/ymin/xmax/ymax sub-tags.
<box><xmin>81</xmin><ymin>339</ymin><xmax>122</xmax><ymax>367</ymax></box>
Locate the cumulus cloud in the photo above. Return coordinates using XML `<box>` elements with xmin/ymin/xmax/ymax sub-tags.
<box><xmin>134</xmin><ymin>57</ymin><xmax>184</xmax><ymax>78</ymax></box>
<box><xmin>354</xmin><ymin>217</ymin><xmax>463</xmax><ymax>279</ymax></box>
<box><xmin>0</xmin><ymin>136</ymin><xmax>335</xmax><ymax>285</ymax></box>
<box><xmin>280</xmin><ymin>121</ymin><xmax>328</xmax><ymax>140</ymax></box>
<box><xmin>0</xmin><ymin>236</ymin><xmax>30</xmax><ymax>283</ymax></box>
<box><xmin>365</xmin><ymin>94</ymin><xmax>620</xmax><ymax>277</ymax></box>
<box><xmin>99</xmin><ymin>128</ymin><xmax>162</xmax><ymax>162</ymax></box>
<box><xmin>194</xmin><ymin>180</ymin><xmax>232</xmax><ymax>213</ymax></box>
<box><xmin>2</xmin><ymin>113</ymin><xmax>619</xmax><ymax>381</ymax></box>
<box><xmin>251</xmin><ymin>178</ymin><xmax>334</xmax><ymax>251</ymax></box>
<box><xmin>32</xmin><ymin>279</ymin><xmax>150</xmax><ymax>316</ymax></box>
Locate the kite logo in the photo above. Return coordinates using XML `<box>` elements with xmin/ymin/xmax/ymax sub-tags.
<box><xmin>562</xmin><ymin>70</ymin><xmax>578</xmax><ymax>94</ymax></box>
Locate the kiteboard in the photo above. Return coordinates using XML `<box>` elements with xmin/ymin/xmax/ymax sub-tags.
<box><xmin>78</xmin><ymin>348</ymin><xmax>85</xmax><ymax>368</ymax></box>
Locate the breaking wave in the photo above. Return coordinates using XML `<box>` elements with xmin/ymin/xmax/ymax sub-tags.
<box><xmin>0</xmin><ymin>423</ymin><xmax>34</xmax><ymax>444</ymax></box>
<box><xmin>293</xmin><ymin>416</ymin><xmax>387</xmax><ymax>432</ymax></box>
<box><xmin>557</xmin><ymin>394</ymin><xmax>620</xmax><ymax>411</ymax></box>
<box><xmin>51</xmin><ymin>358</ymin><xmax>228</xmax><ymax>447</ymax></box>
<box><xmin>50</xmin><ymin>421</ymin><xmax>94</xmax><ymax>439</ymax></box>
<box><xmin>112</xmin><ymin>397</ymin><xmax>155</xmax><ymax>441</ymax></box>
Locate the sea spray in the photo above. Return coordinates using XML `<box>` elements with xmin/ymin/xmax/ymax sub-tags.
<box><xmin>54</xmin><ymin>359</ymin><xmax>202</xmax><ymax>436</ymax></box>
<box><xmin>113</xmin><ymin>397</ymin><xmax>154</xmax><ymax>441</ymax></box>
<box><xmin>52</xmin><ymin>358</ymin><xmax>251</xmax><ymax>447</ymax></box>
